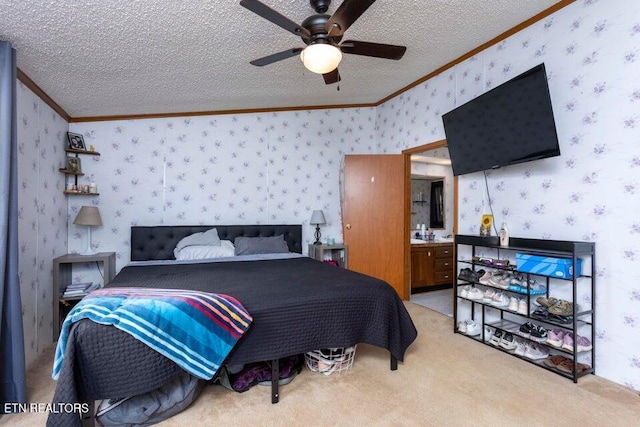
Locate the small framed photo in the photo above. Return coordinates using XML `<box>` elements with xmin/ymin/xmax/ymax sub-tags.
<box><xmin>66</xmin><ymin>156</ymin><xmax>82</xmax><ymax>173</ymax></box>
<box><xmin>67</xmin><ymin>132</ymin><xmax>86</xmax><ymax>151</ymax></box>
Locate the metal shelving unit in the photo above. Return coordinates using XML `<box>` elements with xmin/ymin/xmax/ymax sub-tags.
<box><xmin>454</xmin><ymin>235</ymin><xmax>595</xmax><ymax>383</ymax></box>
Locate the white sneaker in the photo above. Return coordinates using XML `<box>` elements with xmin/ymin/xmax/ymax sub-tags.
<box><xmin>507</xmin><ymin>297</ymin><xmax>518</xmax><ymax>311</ymax></box>
<box><xmin>499</xmin><ymin>333</ymin><xmax>517</xmax><ymax>350</ymax></box>
<box><xmin>492</xmin><ymin>293</ymin><xmax>510</xmax><ymax>307</ymax></box>
<box><xmin>479</xmin><ymin>271</ymin><xmax>492</xmax><ymax>285</ymax></box>
<box><xmin>459</xmin><ymin>286</ymin><xmax>471</xmax><ymax>298</ymax></box>
<box><xmin>517</xmin><ymin>299</ymin><xmax>528</xmax><ymax>315</ymax></box>
<box><xmin>489</xmin><ymin>329</ymin><xmax>503</xmax><ymax>346</ymax></box>
<box><xmin>524</xmin><ymin>343</ymin><xmax>549</xmax><ymax>360</ymax></box>
<box><xmin>457</xmin><ymin>319</ymin><xmax>471</xmax><ymax>333</ymax></box>
<box><xmin>514</xmin><ymin>338</ymin><xmax>526</xmax><ymax>356</ymax></box>
<box><xmin>467</xmin><ymin>288</ymin><xmax>484</xmax><ymax>300</ymax></box>
<box><xmin>482</xmin><ymin>289</ymin><xmax>496</xmax><ymax>303</ymax></box>
<box><xmin>483</xmin><ymin>326</ymin><xmax>494</xmax><ymax>342</ymax></box>
<box><xmin>466</xmin><ymin>321</ymin><xmax>481</xmax><ymax>336</ymax></box>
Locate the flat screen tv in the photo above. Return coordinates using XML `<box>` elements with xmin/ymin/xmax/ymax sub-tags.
<box><xmin>442</xmin><ymin>63</ymin><xmax>560</xmax><ymax>176</ymax></box>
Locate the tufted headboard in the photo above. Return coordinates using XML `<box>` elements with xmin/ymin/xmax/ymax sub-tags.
<box><xmin>130</xmin><ymin>224</ymin><xmax>303</xmax><ymax>261</ymax></box>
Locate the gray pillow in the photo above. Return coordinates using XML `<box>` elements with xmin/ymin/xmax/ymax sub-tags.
<box><xmin>175</xmin><ymin>228</ymin><xmax>221</xmax><ymax>252</ymax></box>
<box><xmin>234</xmin><ymin>235</ymin><xmax>289</xmax><ymax>255</ymax></box>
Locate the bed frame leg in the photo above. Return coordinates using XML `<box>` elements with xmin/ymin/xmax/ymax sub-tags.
<box><xmin>80</xmin><ymin>400</ymin><xmax>95</xmax><ymax>427</ymax></box>
<box><xmin>271</xmin><ymin>359</ymin><xmax>279</xmax><ymax>404</ymax></box>
<box><xmin>390</xmin><ymin>355</ymin><xmax>398</xmax><ymax>371</ymax></box>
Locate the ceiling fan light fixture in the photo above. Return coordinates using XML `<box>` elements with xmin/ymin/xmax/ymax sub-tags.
<box><xmin>300</xmin><ymin>44</ymin><xmax>342</xmax><ymax>74</ymax></box>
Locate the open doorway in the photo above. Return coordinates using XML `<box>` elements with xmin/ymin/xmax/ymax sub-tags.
<box><xmin>403</xmin><ymin>140</ymin><xmax>457</xmax><ymax>317</ymax></box>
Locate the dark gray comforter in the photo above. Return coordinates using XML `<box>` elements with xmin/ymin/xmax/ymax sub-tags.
<box><xmin>48</xmin><ymin>256</ymin><xmax>417</xmax><ymax>426</ymax></box>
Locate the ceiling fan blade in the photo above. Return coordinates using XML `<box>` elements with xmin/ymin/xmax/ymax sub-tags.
<box><xmin>326</xmin><ymin>0</ymin><xmax>377</xmax><ymax>36</ymax></box>
<box><xmin>340</xmin><ymin>40</ymin><xmax>406</xmax><ymax>60</ymax></box>
<box><xmin>323</xmin><ymin>68</ymin><xmax>341</xmax><ymax>85</ymax></box>
<box><xmin>250</xmin><ymin>48</ymin><xmax>303</xmax><ymax>67</ymax></box>
<box><xmin>240</xmin><ymin>0</ymin><xmax>310</xmax><ymax>39</ymax></box>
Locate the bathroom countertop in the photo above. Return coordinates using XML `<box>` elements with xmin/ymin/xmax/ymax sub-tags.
<box><xmin>410</xmin><ymin>239</ymin><xmax>454</xmax><ymax>246</ymax></box>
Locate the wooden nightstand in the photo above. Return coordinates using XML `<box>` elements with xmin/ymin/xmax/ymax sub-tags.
<box><xmin>308</xmin><ymin>244</ymin><xmax>348</xmax><ymax>269</ymax></box>
<box><xmin>53</xmin><ymin>252</ymin><xmax>116</xmax><ymax>341</ymax></box>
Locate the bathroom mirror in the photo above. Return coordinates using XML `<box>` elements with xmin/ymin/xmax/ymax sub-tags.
<box><xmin>410</xmin><ymin>147</ymin><xmax>453</xmax><ymax>233</ymax></box>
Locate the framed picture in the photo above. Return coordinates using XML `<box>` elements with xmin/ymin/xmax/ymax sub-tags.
<box><xmin>66</xmin><ymin>156</ymin><xmax>82</xmax><ymax>173</ymax></box>
<box><xmin>67</xmin><ymin>132</ymin><xmax>86</xmax><ymax>151</ymax></box>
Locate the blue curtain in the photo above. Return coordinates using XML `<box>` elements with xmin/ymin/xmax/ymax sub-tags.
<box><xmin>0</xmin><ymin>40</ymin><xmax>26</xmax><ymax>412</ymax></box>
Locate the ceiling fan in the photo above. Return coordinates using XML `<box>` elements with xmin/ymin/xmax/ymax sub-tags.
<box><xmin>240</xmin><ymin>0</ymin><xmax>407</xmax><ymax>85</ymax></box>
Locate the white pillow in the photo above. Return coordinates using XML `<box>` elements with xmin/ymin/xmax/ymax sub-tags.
<box><xmin>175</xmin><ymin>228</ymin><xmax>221</xmax><ymax>252</ymax></box>
<box><xmin>174</xmin><ymin>240</ymin><xmax>235</xmax><ymax>260</ymax></box>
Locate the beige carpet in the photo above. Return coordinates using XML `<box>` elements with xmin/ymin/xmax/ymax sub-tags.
<box><xmin>2</xmin><ymin>303</ymin><xmax>640</xmax><ymax>426</ymax></box>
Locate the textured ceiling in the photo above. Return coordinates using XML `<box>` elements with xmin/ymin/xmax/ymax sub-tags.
<box><xmin>1</xmin><ymin>0</ymin><xmax>561</xmax><ymax>119</ymax></box>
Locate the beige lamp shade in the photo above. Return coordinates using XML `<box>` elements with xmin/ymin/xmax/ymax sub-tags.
<box><xmin>73</xmin><ymin>206</ymin><xmax>102</xmax><ymax>226</ymax></box>
<box><xmin>74</xmin><ymin>206</ymin><xmax>102</xmax><ymax>255</ymax></box>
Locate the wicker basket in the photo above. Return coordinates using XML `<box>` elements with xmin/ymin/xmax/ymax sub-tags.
<box><xmin>305</xmin><ymin>346</ymin><xmax>356</xmax><ymax>375</ymax></box>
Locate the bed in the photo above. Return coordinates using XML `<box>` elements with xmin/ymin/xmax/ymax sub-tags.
<box><xmin>48</xmin><ymin>224</ymin><xmax>417</xmax><ymax>426</ymax></box>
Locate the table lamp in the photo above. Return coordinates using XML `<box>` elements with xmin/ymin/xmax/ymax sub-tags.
<box><xmin>310</xmin><ymin>210</ymin><xmax>326</xmax><ymax>245</ymax></box>
<box><xmin>73</xmin><ymin>206</ymin><xmax>102</xmax><ymax>255</ymax></box>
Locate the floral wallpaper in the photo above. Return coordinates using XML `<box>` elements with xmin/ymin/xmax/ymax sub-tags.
<box><xmin>67</xmin><ymin>109</ymin><xmax>378</xmax><ymax>273</ymax></box>
<box><xmin>16</xmin><ymin>82</ymin><xmax>68</xmax><ymax>367</ymax></box>
<box><xmin>377</xmin><ymin>0</ymin><xmax>640</xmax><ymax>392</ymax></box>
<box><xmin>15</xmin><ymin>0</ymin><xmax>639</xmax><ymax>393</ymax></box>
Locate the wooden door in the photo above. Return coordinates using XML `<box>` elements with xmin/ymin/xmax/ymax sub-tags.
<box><xmin>343</xmin><ymin>155</ymin><xmax>407</xmax><ymax>299</ymax></box>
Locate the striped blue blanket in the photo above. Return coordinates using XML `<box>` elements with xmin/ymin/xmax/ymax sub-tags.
<box><xmin>52</xmin><ymin>288</ymin><xmax>252</xmax><ymax>380</ymax></box>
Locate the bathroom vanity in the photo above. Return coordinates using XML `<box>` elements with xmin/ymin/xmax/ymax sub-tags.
<box><xmin>410</xmin><ymin>242</ymin><xmax>454</xmax><ymax>292</ymax></box>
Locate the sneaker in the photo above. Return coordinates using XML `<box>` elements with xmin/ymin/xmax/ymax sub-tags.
<box><xmin>508</xmin><ymin>279</ymin><xmax>522</xmax><ymax>293</ymax></box>
<box><xmin>498</xmin><ymin>274</ymin><xmax>513</xmax><ymax>289</ymax></box>
<box><xmin>527</xmin><ymin>280</ymin><xmax>547</xmax><ymax>295</ymax></box>
<box><xmin>467</xmin><ymin>287</ymin><xmax>484</xmax><ymax>300</ymax></box>
<box><xmin>562</xmin><ymin>334</ymin><xmax>593</xmax><ymax>352</ymax></box>
<box><xmin>507</xmin><ymin>297</ymin><xmax>518</xmax><ymax>311</ymax></box>
<box><xmin>517</xmin><ymin>299</ymin><xmax>528</xmax><ymax>315</ymax></box>
<box><xmin>482</xmin><ymin>289</ymin><xmax>496</xmax><ymax>303</ymax></box>
<box><xmin>546</xmin><ymin>329</ymin><xmax>565</xmax><ymax>348</ymax></box>
<box><xmin>479</xmin><ymin>271</ymin><xmax>492</xmax><ymax>285</ymax></box>
<box><xmin>489</xmin><ymin>329</ymin><xmax>503</xmax><ymax>346</ymax></box>
<box><xmin>488</xmin><ymin>271</ymin><xmax>505</xmax><ymax>287</ymax></box>
<box><xmin>514</xmin><ymin>338</ymin><xmax>526</xmax><ymax>356</ymax></box>
<box><xmin>499</xmin><ymin>333</ymin><xmax>517</xmax><ymax>350</ymax></box>
<box><xmin>492</xmin><ymin>292</ymin><xmax>510</xmax><ymax>308</ymax></box>
<box><xmin>561</xmin><ymin>332</ymin><xmax>573</xmax><ymax>351</ymax></box>
<box><xmin>459</xmin><ymin>285</ymin><xmax>471</xmax><ymax>298</ymax></box>
<box><xmin>469</xmin><ymin>269</ymin><xmax>486</xmax><ymax>282</ymax></box>
<box><xmin>457</xmin><ymin>320</ymin><xmax>471</xmax><ymax>333</ymax></box>
<box><xmin>466</xmin><ymin>321</ymin><xmax>481</xmax><ymax>336</ymax></box>
<box><xmin>458</xmin><ymin>268</ymin><xmax>472</xmax><ymax>281</ymax></box>
<box><xmin>576</xmin><ymin>335</ymin><xmax>593</xmax><ymax>352</ymax></box>
<box><xmin>518</xmin><ymin>322</ymin><xmax>535</xmax><ymax>338</ymax></box>
<box><xmin>524</xmin><ymin>342</ymin><xmax>550</xmax><ymax>360</ymax></box>
<box><xmin>483</xmin><ymin>326</ymin><xmax>494</xmax><ymax>342</ymax></box>
<box><xmin>530</xmin><ymin>325</ymin><xmax>548</xmax><ymax>343</ymax></box>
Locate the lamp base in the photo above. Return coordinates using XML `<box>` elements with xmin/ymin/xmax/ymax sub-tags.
<box><xmin>81</xmin><ymin>226</ymin><xmax>97</xmax><ymax>255</ymax></box>
<box><xmin>314</xmin><ymin>225</ymin><xmax>322</xmax><ymax>245</ymax></box>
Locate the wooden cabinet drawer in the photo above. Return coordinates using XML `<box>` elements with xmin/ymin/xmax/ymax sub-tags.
<box><xmin>434</xmin><ymin>270</ymin><xmax>454</xmax><ymax>284</ymax></box>
<box><xmin>434</xmin><ymin>258</ymin><xmax>452</xmax><ymax>272</ymax></box>
<box><xmin>435</xmin><ymin>245</ymin><xmax>453</xmax><ymax>258</ymax></box>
